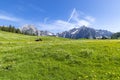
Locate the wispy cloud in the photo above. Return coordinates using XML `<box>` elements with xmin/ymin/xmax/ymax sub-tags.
<box><xmin>0</xmin><ymin>9</ymin><xmax>95</xmax><ymax>33</ymax></box>
<box><xmin>67</xmin><ymin>8</ymin><xmax>95</xmax><ymax>26</ymax></box>
<box><xmin>0</xmin><ymin>14</ymin><xmax>21</xmax><ymax>22</ymax></box>
<box><xmin>0</xmin><ymin>12</ymin><xmax>33</xmax><ymax>25</ymax></box>
<box><xmin>38</xmin><ymin>8</ymin><xmax>95</xmax><ymax>33</ymax></box>
<box><xmin>85</xmin><ymin>16</ymin><xmax>95</xmax><ymax>22</ymax></box>
<box><xmin>38</xmin><ymin>20</ymin><xmax>75</xmax><ymax>33</ymax></box>
<box><xmin>67</xmin><ymin>8</ymin><xmax>76</xmax><ymax>23</ymax></box>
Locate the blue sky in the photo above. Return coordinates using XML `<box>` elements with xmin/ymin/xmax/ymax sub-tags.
<box><xmin>0</xmin><ymin>0</ymin><xmax>120</xmax><ymax>33</ymax></box>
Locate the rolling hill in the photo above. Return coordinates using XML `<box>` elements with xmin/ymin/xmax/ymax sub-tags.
<box><xmin>0</xmin><ymin>30</ymin><xmax>120</xmax><ymax>80</ymax></box>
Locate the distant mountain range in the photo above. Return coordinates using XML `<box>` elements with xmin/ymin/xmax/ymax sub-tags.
<box><xmin>57</xmin><ymin>26</ymin><xmax>113</xmax><ymax>39</ymax></box>
<box><xmin>21</xmin><ymin>25</ymin><xmax>113</xmax><ymax>39</ymax></box>
<box><xmin>21</xmin><ymin>24</ymin><xmax>55</xmax><ymax>36</ymax></box>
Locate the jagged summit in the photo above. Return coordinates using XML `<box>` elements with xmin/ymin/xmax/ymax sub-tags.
<box><xmin>20</xmin><ymin>25</ymin><xmax>113</xmax><ymax>39</ymax></box>
<box><xmin>57</xmin><ymin>26</ymin><xmax>113</xmax><ymax>39</ymax></box>
<box><xmin>21</xmin><ymin>24</ymin><xmax>55</xmax><ymax>36</ymax></box>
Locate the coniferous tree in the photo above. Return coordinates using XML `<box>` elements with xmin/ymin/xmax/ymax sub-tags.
<box><xmin>111</xmin><ymin>32</ymin><xmax>120</xmax><ymax>39</ymax></box>
<box><xmin>0</xmin><ymin>25</ymin><xmax>21</xmax><ymax>34</ymax></box>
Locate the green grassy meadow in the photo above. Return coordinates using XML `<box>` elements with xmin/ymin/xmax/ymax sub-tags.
<box><xmin>0</xmin><ymin>30</ymin><xmax>120</xmax><ymax>80</ymax></box>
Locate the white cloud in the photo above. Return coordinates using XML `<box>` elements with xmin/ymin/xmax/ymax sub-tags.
<box><xmin>77</xmin><ymin>20</ymin><xmax>90</xmax><ymax>26</ymax></box>
<box><xmin>0</xmin><ymin>14</ymin><xmax>21</xmax><ymax>22</ymax></box>
<box><xmin>67</xmin><ymin>8</ymin><xmax>94</xmax><ymax>26</ymax></box>
<box><xmin>0</xmin><ymin>13</ymin><xmax>32</xmax><ymax>26</ymax></box>
<box><xmin>38</xmin><ymin>20</ymin><xmax>75</xmax><ymax>33</ymax></box>
<box><xmin>67</xmin><ymin>8</ymin><xmax>77</xmax><ymax>23</ymax></box>
<box><xmin>38</xmin><ymin>8</ymin><xmax>95</xmax><ymax>33</ymax></box>
<box><xmin>85</xmin><ymin>16</ymin><xmax>95</xmax><ymax>22</ymax></box>
<box><xmin>0</xmin><ymin>9</ymin><xmax>95</xmax><ymax>33</ymax></box>
<box><xmin>68</xmin><ymin>8</ymin><xmax>80</xmax><ymax>23</ymax></box>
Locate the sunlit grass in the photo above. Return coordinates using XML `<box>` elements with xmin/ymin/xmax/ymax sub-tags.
<box><xmin>0</xmin><ymin>30</ymin><xmax>120</xmax><ymax>80</ymax></box>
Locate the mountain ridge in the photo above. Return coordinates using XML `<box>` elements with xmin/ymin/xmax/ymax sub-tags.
<box><xmin>57</xmin><ymin>26</ymin><xmax>113</xmax><ymax>39</ymax></box>
<box><xmin>20</xmin><ymin>25</ymin><xmax>113</xmax><ymax>39</ymax></box>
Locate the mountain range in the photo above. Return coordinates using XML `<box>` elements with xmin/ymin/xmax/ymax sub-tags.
<box><xmin>21</xmin><ymin>24</ymin><xmax>55</xmax><ymax>36</ymax></box>
<box><xmin>57</xmin><ymin>26</ymin><xmax>113</xmax><ymax>39</ymax></box>
<box><xmin>21</xmin><ymin>25</ymin><xmax>113</xmax><ymax>39</ymax></box>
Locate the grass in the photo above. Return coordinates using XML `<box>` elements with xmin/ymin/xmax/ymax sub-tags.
<box><xmin>0</xmin><ymin>30</ymin><xmax>120</xmax><ymax>80</ymax></box>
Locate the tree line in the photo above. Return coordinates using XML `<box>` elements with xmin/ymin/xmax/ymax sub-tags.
<box><xmin>0</xmin><ymin>25</ymin><xmax>21</xmax><ymax>34</ymax></box>
<box><xmin>111</xmin><ymin>32</ymin><xmax>120</xmax><ymax>39</ymax></box>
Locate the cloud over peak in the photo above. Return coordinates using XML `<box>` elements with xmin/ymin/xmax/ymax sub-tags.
<box><xmin>38</xmin><ymin>8</ymin><xmax>95</xmax><ymax>33</ymax></box>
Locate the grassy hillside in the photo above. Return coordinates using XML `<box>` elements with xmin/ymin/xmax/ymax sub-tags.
<box><xmin>0</xmin><ymin>30</ymin><xmax>120</xmax><ymax>80</ymax></box>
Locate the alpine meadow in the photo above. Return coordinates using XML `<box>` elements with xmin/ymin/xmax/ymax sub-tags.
<box><xmin>1</xmin><ymin>0</ymin><xmax>120</xmax><ymax>80</ymax></box>
<box><xmin>0</xmin><ymin>30</ymin><xmax>120</xmax><ymax>80</ymax></box>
